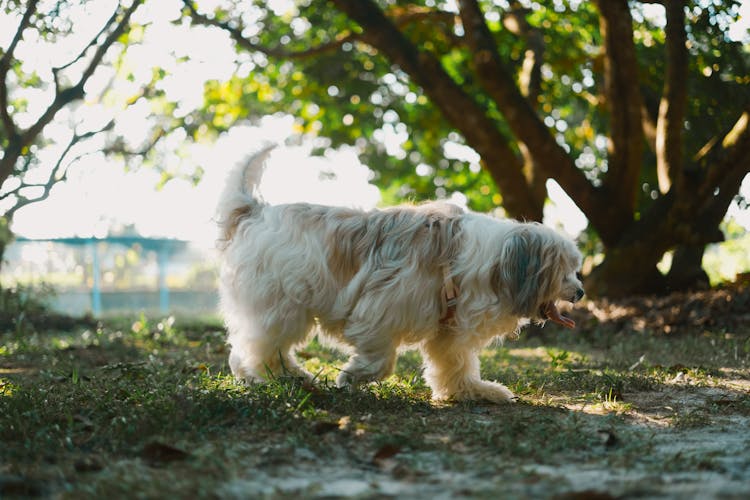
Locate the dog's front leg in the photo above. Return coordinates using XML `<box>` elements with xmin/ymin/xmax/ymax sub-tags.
<box><xmin>422</xmin><ymin>337</ymin><xmax>516</xmax><ymax>403</ymax></box>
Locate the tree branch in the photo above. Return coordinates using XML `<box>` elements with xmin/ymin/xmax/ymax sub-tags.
<box><xmin>182</xmin><ymin>0</ymin><xmax>358</xmax><ymax>60</ymax></box>
<box><xmin>698</xmin><ymin>110</ymin><xmax>750</xmax><ymax>202</ymax></box>
<box><xmin>502</xmin><ymin>3</ymin><xmax>543</xmax><ymax>106</ymax></box>
<box><xmin>3</xmin><ymin>119</ymin><xmax>114</xmax><ymax>218</ymax></box>
<box><xmin>186</xmin><ymin>1</ymin><xmax>541</xmax><ymax>216</ymax></box>
<box><xmin>18</xmin><ymin>1</ymin><xmax>143</xmax><ymax>152</ymax></box>
<box><xmin>596</xmin><ymin>0</ymin><xmax>645</xmax><ymax>223</ymax></box>
<box><xmin>51</xmin><ymin>8</ymin><xmax>120</xmax><ymax>93</ymax></box>
<box><xmin>655</xmin><ymin>0</ymin><xmax>688</xmax><ymax>194</ymax></box>
<box><xmin>456</xmin><ymin>0</ymin><xmax>616</xmax><ymax>234</ymax></box>
<box><xmin>648</xmin><ymin>109</ymin><xmax>750</xmax><ymax>248</ymax></box>
<box><xmin>103</xmin><ymin>126</ymin><xmax>166</xmax><ymax>158</ymax></box>
<box><xmin>329</xmin><ymin>0</ymin><xmax>549</xmax><ymax>219</ymax></box>
<box><xmin>501</xmin><ymin>2</ymin><xmax>547</xmax><ymax>206</ymax></box>
<box><xmin>183</xmin><ymin>1</ymin><xmax>459</xmax><ymax>61</ymax></box>
<box><xmin>641</xmin><ymin>101</ymin><xmax>658</xmax><ymax>152</ymax></box>
<box><xmin>0</xmin><ymin>0</ymin><xmax>40</xmax><ymax>140</ymax></box>
<box><xmin>0</xmin><ymin>1</ymin><xmax>142</xmax><ymax>194</ymax></box>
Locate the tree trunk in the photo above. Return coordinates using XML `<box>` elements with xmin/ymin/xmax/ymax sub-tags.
<box><xmin>666</xmin><ymin>245</ymin><xmax>710</xmax><ymax>291</ymax></box>
<box><xmin>0</xmin><ymin>216</ymin><xmax>12</xmax><ymax>277</ymax></box>
<box><xmin>588</xmin><ymin>260</ymin><xmax>667</xmax><ymax>297</ymax></box>
<box><xmin>585</xmin><ymin>207</ymin><xmax>672</xmax><ymax>297</ymax></box>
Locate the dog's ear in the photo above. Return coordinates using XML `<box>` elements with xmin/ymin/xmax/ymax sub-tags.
<box><xmin>494</xmin><ymin>226</ymin><xmax>546</xmax><ymax>316</ymax></box>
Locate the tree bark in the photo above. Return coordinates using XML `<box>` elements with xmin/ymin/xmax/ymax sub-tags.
<box><xmin>595</xmin><ymin>0</ymin><xmax>644</xmax><ymax>240</ymax></box>
<box><xmin>503</xmin><ymin>2</ymin><xmax>547</xmax><ymax>209</ymax></box>
<box><xmin>652</xmin><ymin>0</ymin><xmax>710</xmax><ymax>290</ymax></box>
<box><xmin>456</xmin><ymin>0</ymin><xmax>609</xmax><ymax>226</ymax></box>
<box><xmin>656</xmin><ymin>0</ymin><xmax>688</xmax><ymax>194</ymax></box>
<box><xmin>588</xmin><ymin>110</ymin><xmax>750</xmax><ymax>297</ymax></box>
<box><xmin>667</xmin><ymin>245</ymin><xmax>710</xmax><ymax>290</ymax></box>
<box><xmin>331</xmin><ymin>0</ymin><xmax>750</xmax><ymax>298</ymax></box>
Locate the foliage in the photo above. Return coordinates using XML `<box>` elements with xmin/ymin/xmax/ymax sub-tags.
<box><xmin>0</xmin><ymin>282</ymin><xmax>97</xmax><ymax>335</ymax></box>
<box><xmin>182</xmin><ymin>1</ymin><xmax>747</xmax><ymax>208</ymax></box>
<box><xmin>1</xmin><ymin>1</ymin><xmax>747</xmax><ymax>296</ymax></box>
<box><xmin>703</xmin><ymin>219</ymin><xmax>750</xmax><ymax>284</ymax></box>
<box><xmin>180</xmin><ymin>0</ymin><xmax>750</xmax><ymax>296</ymax></box>
<box><xmin>0</xmin><ymin>1</ymin><xmax>146</xmax><ymax>223</ymax></box>
<box><xmin>0</xmin><ymin>0</ymin><xmax>198</xmax><ymax>258</ymax></box>
<box><xmin>0</xmin><ymin>282</ymin><xmax>54</xmax><ymax>325</ymax></box>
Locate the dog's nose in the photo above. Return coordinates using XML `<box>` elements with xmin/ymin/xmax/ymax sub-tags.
<box><xmin>573</xmin><ymin>288</ymin><xmax>585</xmax><ymax>303</ymax></box>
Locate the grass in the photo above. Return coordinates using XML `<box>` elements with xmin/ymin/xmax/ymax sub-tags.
<box><xmin>2</xmin><ymin>313</ymin><xmax>750</xmax><ymax>498</ymax></box>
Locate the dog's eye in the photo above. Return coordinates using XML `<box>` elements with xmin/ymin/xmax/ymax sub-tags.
<box><xmin>576</xmin><ymin>272</ymin><xmax>583</xmax><ymax>281</ymax></box>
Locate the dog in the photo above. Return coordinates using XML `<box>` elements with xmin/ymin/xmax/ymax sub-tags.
<box><xmin>216</xmin><ymin>146</ymin><xmax>584</xmax><ymax>402</ymax></box>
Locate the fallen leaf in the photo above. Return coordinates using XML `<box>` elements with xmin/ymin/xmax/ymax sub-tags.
<box><xmin>312</xmin><ymin>421</ymin><xmax>340</xmax><ymax>435</ymax></box>
<box><xmin>141</xmin><ymin>441</ymin><xmax>190</xmax><ymax>466</ymax></box>
<box><xmin>74</xmin><ymin>455</ymin><xmax>104</xmax><ymax>473</ymax></box>
<box><xmin>372</xmin><ymin>443</ymin><xmax>401</xmax><ymax>463</ymax></box>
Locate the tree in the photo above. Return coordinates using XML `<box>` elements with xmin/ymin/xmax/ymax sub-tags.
<box><xmin>0</xmin><ymin>0</ymin><xmax>201</xmax><ymax>275</ymax></box>
<box><xmin>0</xmin><ymin>0</ymin><xmax>145</xmax><ymax>267</ymax></box>
<box><xmin>182</xmin><ymin>0</ymin><xmax>749</xmax><ymax>297</ymax></box>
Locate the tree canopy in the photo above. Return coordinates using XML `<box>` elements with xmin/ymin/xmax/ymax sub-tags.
<box><xmin>1</xmin><ymin>0</ymin><xmax>748</xmax><ymax>297</ymax></box>
<box><xmin>0</xmin><ymin>0</ymin><xmax>204</xmax><ymax>265</ymax></box>
<box><xmin>181</xmin><ymin>0</ymin><xmax>750</xmax><ymax>296</ymax></box>
<box><xmin>0</xmin><ymin>0</ymin><xmax>145</xmax><ymax>219</ymax></box>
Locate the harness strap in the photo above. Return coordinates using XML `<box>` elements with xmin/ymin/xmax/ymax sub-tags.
<box><xmin>440</xmin><ymin>265</ymin><xmax>458</xmax><ymax>323</ymax></box>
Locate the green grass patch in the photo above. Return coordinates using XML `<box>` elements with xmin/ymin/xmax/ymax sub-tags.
<box><xmin>2</xmin><ymin>314</ymin><xmax>749</xmax><ymax>497</ymax></box>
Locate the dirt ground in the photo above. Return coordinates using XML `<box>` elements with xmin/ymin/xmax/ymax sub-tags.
<box><xmin>207</xmin><ymin>387</ymin><xmax>750</xmax><ymax>499</ymax></box>
<box><xmin>211</xmin><ymin>284</ymin><xmax>750</xmax><ymax>499</ymax></box>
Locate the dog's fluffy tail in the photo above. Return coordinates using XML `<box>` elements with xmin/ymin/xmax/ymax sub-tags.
<box><xmin>216</xmin><ymin>144</ymin><xmax>275</xmax><ymax>250</ymax></box>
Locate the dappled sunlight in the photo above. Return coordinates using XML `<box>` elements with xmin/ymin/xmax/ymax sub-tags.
<box><xmin>582</xmin><ymin>301</ymin><xmax>640</xmax><ymax>325</ymax></box>
<box><xmin>543</xmin><ymin>281</ymin><xmax>750</xmax><ymax>338</ymax></box>
<box><xmin>551</xmin><ymin>365</ymin><xmax>750</xmax><ymax>430</ymax></box>
<box><xmin>1</xmin><ymin>375</ymin><xmax>22</xmax><ymax>397</ymax></box>
<box><xmin>554</xmin><ymin>397</ymin><xmax>634</xmax><ymax>419</ymax></box>
<box><xmin>502</xmin><ymin>346</ymin><xmax>588</xmax><ymax>367</ymax></box>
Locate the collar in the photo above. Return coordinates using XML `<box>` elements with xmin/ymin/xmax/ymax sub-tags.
<box><xmin>440</xmin><ymin>264</ymin><xmax>458</xmax><ymax>323</ymax></box>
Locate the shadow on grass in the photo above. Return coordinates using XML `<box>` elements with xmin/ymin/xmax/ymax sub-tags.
<box><xmin>2</xmin><ymin>314</ymin><xmax>749</xmax><ymax>497</ymax></box>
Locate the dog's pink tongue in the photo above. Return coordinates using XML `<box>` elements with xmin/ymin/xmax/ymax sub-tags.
<box><xmin>543</xmin><ymin>302</ymin><xmax>576</xmax><ymax>329</ymax></box>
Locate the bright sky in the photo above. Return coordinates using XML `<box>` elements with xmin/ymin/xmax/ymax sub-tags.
<box><xmin>4</xmin><ymin>0</ymin><xmax>750</xmax><ymax>246</ymax></box>
<box><xmin>11</xmin><ymin>115</ymin><xmax>382</xmax><ymax>245</ymax></box>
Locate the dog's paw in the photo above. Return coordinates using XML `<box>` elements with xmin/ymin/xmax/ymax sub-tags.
<box><xmin>335</xmin><ymin>370</ymin><xmax>358</xmax><ymax>389</ymax></box>
<box><xmin>438</xmin><ymin>380</ymin><xmax>517</xmax><ymax>404</ymax></box>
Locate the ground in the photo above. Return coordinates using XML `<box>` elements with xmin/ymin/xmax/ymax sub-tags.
<box><xmin>1</xmin><ymin>283</ymin><xmax>749</xmax><ymax>499</ymax></box>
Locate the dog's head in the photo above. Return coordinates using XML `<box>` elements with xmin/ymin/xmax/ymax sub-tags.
<box><xmin>492</xmin><ymin>224</ymin><xmax>583</xmax><ymax>327</ymax></box>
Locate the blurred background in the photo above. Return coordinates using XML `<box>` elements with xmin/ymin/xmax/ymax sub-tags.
<box><xmin>1</xmin><ymin>0</ymin><xmax>749</xmax><ymax>316</ymax></box>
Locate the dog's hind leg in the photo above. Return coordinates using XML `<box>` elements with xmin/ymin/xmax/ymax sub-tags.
<box><xmin>227</xmin><ymin>305</ymin><xmax>314</xmax><ymax>383</ymax></box>
<box><xmin>335</xmin><ymin>319</ymin><xmax>397</xmax><ymax>388</ymax></box>
<box><xmin>421</xmin><ymin>336</ymin><xmax>515</xmax><ymax>403</ymax></box>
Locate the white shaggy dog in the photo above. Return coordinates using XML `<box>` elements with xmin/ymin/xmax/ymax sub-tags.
<box><xmin>216</xmin><ymin>147</ymin><xmax>584</xmax><ymax>403</ymax></box>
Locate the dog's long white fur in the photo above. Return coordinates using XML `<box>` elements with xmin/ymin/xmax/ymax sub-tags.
<box><xmin>217</xmin><ymin>147</ymin><xmax>583</xmax><ymax>402</ymax></box>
